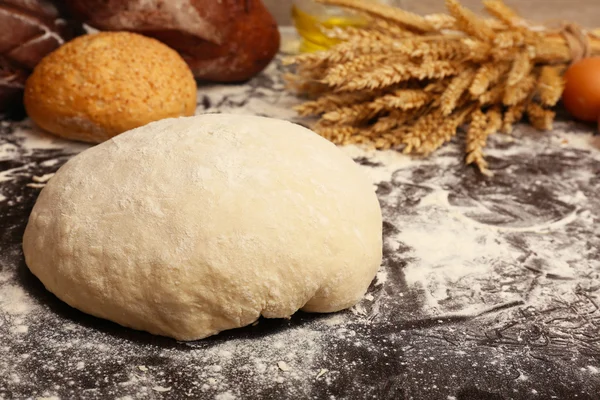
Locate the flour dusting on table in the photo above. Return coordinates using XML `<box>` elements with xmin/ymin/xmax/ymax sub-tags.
<box><xmin>1</xmin><ymin>56</ymin><xmax>600</xmax><ymax>399</ymax></box>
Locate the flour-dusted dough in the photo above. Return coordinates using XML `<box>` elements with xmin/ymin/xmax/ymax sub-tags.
<box><xmin>22</xmin><ymin>114</ymin><xmax>383</xmax><ymax>340</ymax></box>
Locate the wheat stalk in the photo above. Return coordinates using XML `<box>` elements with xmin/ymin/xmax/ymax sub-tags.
<box><xmin>286</xmin><ymin>0</ymin><xmax>600</xmax><ymax>174</ymax></box>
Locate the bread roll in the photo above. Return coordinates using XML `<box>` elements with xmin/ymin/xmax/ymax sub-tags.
<box><xmin>24</xmin><ymin>32</ymin><xmax>197</xmax><ymax>142</ymax></box>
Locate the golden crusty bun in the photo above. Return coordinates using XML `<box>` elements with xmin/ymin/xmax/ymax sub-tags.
<box><xmin>24</xmin><ymin>31</ymin><xmax>197</xmax><ymax>142</ymax></box>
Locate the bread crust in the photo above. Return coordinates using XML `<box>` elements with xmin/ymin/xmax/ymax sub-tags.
<box><xmin>64</xmin><ymin>0</ymin><xmax>280</xmax><ymax>82</ymax></box>
<box><xmin>24</xmin><ymin>32</ymin><xmax>197</xmax><ymax>142</ymax></box>
<box><xmin>0</xmin><ymin>0</ymin><xmax>82</xmax><ymax>113</ymax></box>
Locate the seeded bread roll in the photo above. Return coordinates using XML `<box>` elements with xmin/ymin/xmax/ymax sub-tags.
<box><xmin>24</xmin><ymin>32</ymin><xmax>197</xmax><ymax>142</ymax></box>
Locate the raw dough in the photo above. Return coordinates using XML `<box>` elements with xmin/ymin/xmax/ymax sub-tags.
<box><xmin>22</xmin><ymin>114</ymin><xmax>382</xmax><ymax>340</ymax></box>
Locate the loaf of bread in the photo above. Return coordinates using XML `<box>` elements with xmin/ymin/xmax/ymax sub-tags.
<box><xmin>0</xmin><ymin>0</ymin><xmax>81</xmax><ymax>114</ymax></box>
<box><xmin>63</xmin><ymin>0</ymin><xmax>280</xmax><ymax>82</ymax></box>
<box><xmin>25</xmin><ymin>32</ymin><xmax>197</xmax><ymax>143</ymax></box>
<box><xmin>0</xmin><ymin>56</ymin><xmax>27</xmax><ymax>115</ymax></box>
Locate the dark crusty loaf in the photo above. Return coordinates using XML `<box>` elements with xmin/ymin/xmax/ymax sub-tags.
<box><xmin>0</xmin><ymin>0</ymin><xmax>81</xmax><ymax>113</ymax></box>
<box><xmin>63</xmin><ymin>0</ymin><xmax>280</xmax><ymax>82</ymax></box>
<box><xmin>0</xmin><ymin>56</ymin><xmax>27</xmax><ymax>113</ymax></box>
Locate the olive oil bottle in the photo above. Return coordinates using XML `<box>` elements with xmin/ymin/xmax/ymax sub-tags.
<box><xmin>291</xmin><ymin>0</ymin><xmax>367</xmax><ymax>53</ymax></box>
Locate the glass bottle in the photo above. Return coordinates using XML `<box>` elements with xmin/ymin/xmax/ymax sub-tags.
<box><xmin>291</xmin><ymin>0</ymin><xmax>368</xmax><ymax>53</ymax></box>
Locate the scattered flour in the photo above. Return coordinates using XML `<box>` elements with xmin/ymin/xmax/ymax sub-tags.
<box><xmin>151</xmin><ymin>386</ymin><xmax>171</xmax><ymax>392</ymax></box>
<box><xmin>334</xmin><ymin>130</ymin><xmax>600</xmax><ymax>329</ymax></box>
<box><xmin>215</xmin><ymin>391</ymin><xmax>237</xmax><ymax>400</ymax></box>
<box><xmin>0</xmin><ymin>274</ymin><xmax>36</xmax><ymax>316</ymax></box>
<box><xmin>341</xmin><ymin>145</ymin><xmax>413</xmax><ymax>186</ymax></box>
<box><xmin>2</xmin><ymin>68</ymin><xmax>600</xmax><ymax>398</ymax></box>
<box><xmin>587</xmin><ymin>366</ymin><xmax>599</xmax><ymax>374</ymax></box>
<box><xmin>32</xmin><ymin>173</ymin><xmax>55</xmax><ymax>183</ymax></box>
<box><xmin>1</xmin><ymin>122</ymin><xmax>88</xmax><ymax>155</ymax></box>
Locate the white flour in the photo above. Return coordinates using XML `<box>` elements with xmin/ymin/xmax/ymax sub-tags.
<box><xmin>0</xmin><ymin>120</ymin><xmax>89</xmax><ymax>158</ymax></box>
<box><xmin>0</xmin><ymin>271</ymin><xmax>37</xmax><ymax>318</ymax></box>
<box><xmin>1</xmin><ymin>97</ymin><xmax>600</xmax><ymax>397</ymax></box>
<box><xmin>335</xmin><ymin>130</ymin><xmax>600</xmax><ymax>325</ymax></box>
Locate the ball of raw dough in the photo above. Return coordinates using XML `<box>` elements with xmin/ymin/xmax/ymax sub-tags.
<box><xmin>22</xmin><ymin>114</ymin><xmax>382</xmax><ymax>340</ymax></box>
<box><xmin>24</xmin><ymin>32</ymin><xmax>197</xmax><ymax>143</ymax></box>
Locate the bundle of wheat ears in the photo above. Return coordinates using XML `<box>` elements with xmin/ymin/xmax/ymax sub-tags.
<box><xmin>285</xmin><ymin>0</ymin><xmax>600</xmax><ymax>175</ymax></box>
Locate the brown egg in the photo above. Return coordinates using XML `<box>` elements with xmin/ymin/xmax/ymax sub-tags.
<box><xmin>562</xmin><ymin>57</ymin><xmax>600</xmax><ymax>123</ymax></box>
<box><xmin>24</xmin><ymin>32</ymin><xmax>197</xmax><ymax>142</ymax></box>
